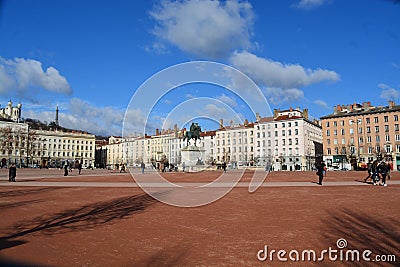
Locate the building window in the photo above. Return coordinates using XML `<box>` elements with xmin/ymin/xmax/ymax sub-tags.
<box><xmin>334</xmin><ymin>130</ymin><xmax>338</xmax><ymax>136</ymax></box>
<box><xmin>395</xmin><ymin>115</ymin><xmax>398</xmax><ymax>121</ymax></box>
<box><xmin>340</xmin><ymin>120</ymin><xmax>344</xmax><ymax>126</ymax></box>
<box><xmin>333</xmin><ymin>121</ymin><xmax>337</xmax><ymax>127</ymax></box>
<box><xmin>367</xmin><ymin>136</ymin><xmax>372</xmax><ymax>143</ymax></box>
<box><xmin>327</xmin><ymin>139</ymin><xmax>330</xmax><ymax>145</ymax></box>
<box><xmin>385</xmin><ymin>135</ymin><xmax>390</xmax><ymax>142</ymax></box>
<box><xmin>335</xmin><ymin>147</ymin><xmax>339</xmax><ymax>154</ymax></box>
<box><xmin>295</xmin><ymin>138</ymin><xmax>299</xmax><ymax>145</ymax></box>
<box><xmin>349</xmin><ymin>120</ymin><xmax>353</xmax><ymax>125</ymax></box>
<box><xmin>384</xmin><ymin>116</ymin><xmax>388</xmax><ymax>122</ymax></box>
<box><xmin>349</xmin><ymin>128</ymin><xmax>354</xmax><ymax>135</ymax></box>
<box><xmin>375</xmin><ymin>126</ymin><xmax>379</xmax><ymax>133</ymax></box>
<box><xmin>396</xmin><ymin>134</ymin><xmax>400</xmax><ymax>141</ymax></box>
<box><xmin>327</xmin><ymin>148</ymin><xmax>331</xmax><ymax>155</ymax></box>
<box><xmin>367</xmin><ymin>127</ymin><xmax>371</xmax><ymax>133</ymax></box>
<box><xmin>341</xmin><ymin>138</ymin><xmax>346</xmax><ymax>144</ymax></box>
<box><xmin>326</xmin><ymin>122</ymin><xmax>330</xmax><ymax>127</ymax></box>
<box><xmin>374</xmin><ymin>117</ymin><xmax>378</xmax><ymax>123</ymax></box>
<box><xmin>368</xmin><ymin>147</ymin><xmax>373</xmax><ymax>154</ymax></box>
<box><xmin>358</xmin><ymin>127</ymin><xmax>362</xmax><ymax>134</ymax></box>
<box><xmin>376</xmin><ymin>136</ymin><xmax>380</xmax><ymax>142</ymax></box>
<box><xmin>334</xmin><ymin>139</ymin><xmax>338</xmax><ymax>145</ymax></box>
<box><xmin>295</xmin><ymin>129</ymin><xmax>298</xmax><ymax>135</ymax></box>
<box><xmin>359</xmin><ymin>137</ymin><xmax>364</xmax><ymax>143</ymax></box>
<box><xmin>341</xmin><ymin>129</ymin><xmax>345</xmax><ymax>135</ymax></box>
<box><xmin>395</xmin><ymin>124</ymin><xmax>399</xmax><ymax>131</ymax></box>
<box><xmin>366</xmin><ymin>118</ymin><xmax>370</xmax><ymax>124</ymax></box>
<box><xmin>385</xmin><ymin>125</ymin><xmax>389</xmax><ymax>132</ymax></box>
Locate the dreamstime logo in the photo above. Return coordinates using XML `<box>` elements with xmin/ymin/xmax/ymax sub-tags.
<box><xmin>122</xmin><ymin>61</ymin><xmax>273</xmax><ymax>207</ymax></box>
<box><xmin>257</xmin><ymin>238</ymin><xmax>397</xmax><ymax>263</ymax></box>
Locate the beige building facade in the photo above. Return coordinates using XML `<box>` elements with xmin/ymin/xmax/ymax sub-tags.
<box><xmin>321</xmin><ymin>101</ymin><xmax>400</xmax><ymax>171</ymax></box>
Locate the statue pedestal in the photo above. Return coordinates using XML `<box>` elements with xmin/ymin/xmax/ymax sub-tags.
<box><xmin>181</xmin><ymin>146</ymin><xmax>206</xmax><ymax>172</ymax></box>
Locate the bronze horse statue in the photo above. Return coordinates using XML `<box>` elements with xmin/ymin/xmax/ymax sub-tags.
<box><xmin>182</xmin><ymin>122</ymin><xmax>202</xmax><ymax>146</ymax></box>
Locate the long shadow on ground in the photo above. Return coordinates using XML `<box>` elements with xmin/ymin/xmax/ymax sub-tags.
<box><xmin>321</xmin><ymin>208</ymin><xmax>399</xmax><ymax>266</ymax></box>
<box><xmin>1</xmin><ymin>193</ymin><xmax>161</xmax><ymax>250</ymax></box>
<box><xmin>0</xmin><ymin>187</ymin><xmax>63</xmax><ymax>198</ymax></box>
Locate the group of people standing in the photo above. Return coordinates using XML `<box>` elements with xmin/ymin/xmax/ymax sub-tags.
<box><xmin>365</xmin><ymin>160</ymin><xmax>391</xmax><ymax>186</ymax></box>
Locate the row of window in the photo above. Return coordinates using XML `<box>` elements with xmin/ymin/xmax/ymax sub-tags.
<box><xmin>326</xmin><ymin>114</ymin><xmax>399</xmax><ymax>127</ymax></box>
<box><xmin>326</xmin><ymin>145</ymin><xmax>398</xmax><ymax>155</ymax></box>
<box><xmin>326</xmin><ymin>124</ymin><xmax>399</xmax><ymax>136</ymax></box>
<box><xmin>42</xmin><ymin>139</ymin><xmax>93</xmax><ymax>144</ymax></box>
<box><xmin>327</xmin><ymin>134</ymin><xmax>400</xmax><ymax>145</ymax></box>
<box><xmin>2</xmin><ymin>150</ymin><xmax>92</xmax><ymax>158</ymax></box>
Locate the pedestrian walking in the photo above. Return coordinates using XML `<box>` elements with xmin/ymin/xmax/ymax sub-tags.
<box><xmin>78</xmin><ymin>162</ymin><xmax>82</xmax><ymax>175</ymax></box>
<box><xmin>378</xmin><ymin>161</ymin><xmax>389</xmax><ymax>186</ymax></box>
<box><xmin>364</xmin><ymin>160</ymin><xmax>373</xmax><ymax>182</ymax></box>
<box><xmin>141</xmin><ymin>162</ymin><xmax>145</xmax><ymax>174</ymax></box>
<box><xmin>120</xmin><ymin>164</ymin><xmax>126</xmax><ymax>173</ymax></box>
<box><xmin>64</xmin><ymin>163</ymin><xmax>68</xmax><ymax>176</ymax></box>
<box><xmin>371</xmin><ymin>160</ymin><xmax>380</xmax><ymax>185</ymax></box>
<box><xmin>9</xmin><ymin>163</ymin><xmax>17</xmax><ymax>182</ymax></box>
<box><xmin>182</xmin><ymin>162</ymin><xmax>186</xmax><ymax>172</ymax></box>
<box><xmin>222</xmin><ymin>162</ymin><xmax>227</xmax><ymax>173</ymax></box>
<box><xmin>316</xmin><ymin>161</ymin><xmax>326</xmax><ymax>185</ymax></box>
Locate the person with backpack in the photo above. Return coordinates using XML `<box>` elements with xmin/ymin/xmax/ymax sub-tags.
<box><xmin>378</xmin><ymin>161</ymin><xmax>389</xmax><ymax>187</ymax></box>
<box><xmin>371</xmin><ymin>160</ymin><xmax>380</xmax><ymax>185</ymax></box>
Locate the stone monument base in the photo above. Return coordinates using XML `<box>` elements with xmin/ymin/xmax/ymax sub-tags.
<box><xmin>180</xmin><ymin>146</ymin><xmax>206</xmax><ymax>172</ymax></box>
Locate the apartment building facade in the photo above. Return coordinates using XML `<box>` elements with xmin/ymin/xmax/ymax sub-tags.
<box><xmin>320</xmin><ymin>101</ymin><xmax>400</xmax><ymax>170</ymax></box>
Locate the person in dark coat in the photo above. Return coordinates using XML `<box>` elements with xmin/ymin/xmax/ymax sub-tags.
<box><xmin>316</xmin><ymin>161</ymin><xmax>326</xmax><ymax>185</ymax></box>
<box><xmin>9</xmin><ymin>163</ymin><xmax>17</xmax><ymax>182</ymax></box>
<box><xmin>378</xmin><ymin>161</ymin><xmax>389</xmax><ymax>186</ymax></box>
<box><xmin>78</xmin><ymin>162</ymin><xmax>82</xmax><ymax>175</ymax></box>
<box><xmin>364</xmin><ymin>160</ymin><xmax>373</xmax><ymax>183</ymax></box>
<box><xmin>64</xmin><ymin>163</ymin><xmax>68</xmax><ymax>176</ymax></box>
<box><xmin>371</xmin><ymin>160</ymin><xmax>380</xmax><ymax>185</ymax></box>
<box><xmin>222</xmin><ymin>162</ymin><xmax>227</xmax><ymax>173</ymax></box>
<box><xmin>141</xmin><ymin>162</ymin><xmax>145</xmax><ymax>174</ymax></box>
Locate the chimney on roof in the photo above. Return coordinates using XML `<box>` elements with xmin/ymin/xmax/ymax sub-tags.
<box><xmin>302</xmin><ymin>108</ymin><xmax>309</xmax><ymax>120</ymax></box>
<box><xmin>388</xmin><ymin>100</ymin><xmax>395</xmax><ymax>108</ymax></box>
<box><xmin>219</xmin><ymin>119</ymin><xmax>223</xmax><ymax>129</ymax></box>
<box><xmin>273</xmin><ymin>109</ymin><xmax>279</xmax><ymax>118</ymax></box>
<box><xmin>290</xmin><ymin>107</ymin><xmax>293</xmax><ymax>111</ymax></box>
<box><xmin>156</xmin><ymin>128</ymin><xmax>160</xmax><ymax>135</ymax></box>
<box><xmin>333</xmin><ymin>105</ymin><xmax>338</xmax><ymax>114</ymax></box>
<box><xmin>256</xmin><ymin>112</ymin><xmax>261</xmax><ymax>122</ymax></box>
<box><xmin>244</xmin><ymin>119</ymin><xmax>249</xmax><ymax>126</ymax></box>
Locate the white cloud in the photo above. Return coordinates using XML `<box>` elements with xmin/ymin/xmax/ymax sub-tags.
<box><xmin>314</xmin><ymin>99</ymin><xmax>329</xmax><ymax>109</ymax></box>
<box><xmin>217</xmin><ymin>94</ymin><xmax>238</xmax><ymax>107</ymax></box>
<box><xmin>291</xmin><ymin>0</ymin><xmax>329</xmax><ymax>10</ymax></box>
<box><xmin>23</xmin><ymin>98</ymin><xmax>147</xmax><ymax>136</ymax></box>
<box><xmin>202</xmin><ymin>103</ymin><xmax>227</xmax><ymax>118</ymax></box>
<box><xmin>0</xmin><ymin>57</ymin><xmax>72</xmax><ymax>95</ymax></box>
<box><xmin>230</xmin><ymin>51</ymin><xmax>340</xmax><ymax>89</ymax></box>
<box><xmin>150</xmin><ymin>0</ymin><xmax>254</xmax><ymax>59</ymax></box>
<box><xmin>265</xmin><ymin>87</ymin><xmax>304</xmax><ymax>104</ymax></box>
<box><xmin>378</xmin><ymin>83</ymin><xmax>399</xmax><ymax>100</ymax></box>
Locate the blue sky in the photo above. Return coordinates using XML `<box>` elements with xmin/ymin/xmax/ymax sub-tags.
<box><xmin>0</xmin><ymin>0</ymin><xmax>399</xmax><ymax>136</ymax></box>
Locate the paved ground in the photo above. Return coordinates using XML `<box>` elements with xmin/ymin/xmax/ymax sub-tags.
<box><xmin>0</xmin><ymin>169</ymin><xmax>399</xmax><ymax>266</ymax></box>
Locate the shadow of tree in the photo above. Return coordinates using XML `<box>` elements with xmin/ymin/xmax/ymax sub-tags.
<box><xmin>0</xmin><ymin>199</ymin><xmax>45</xmax><ymax>211</ymax></box>
<box><xmin>0</xmin><ymin>187</ymin><xmax>63</xmax><ymax>198</ymax></box>
<box><xmin>2</xmin><ymin>193</ymin><xmax>159</xmax><ymax>241</ymax></box>
<box><xmin>321</xmin><ymin>208</ymin><xmax>399</xmax><ymax>266</ymax></box>
<box><xmin>135</xmin><ymin>244</ymin><xmax>189</xmax><ymax>267</ymax></box>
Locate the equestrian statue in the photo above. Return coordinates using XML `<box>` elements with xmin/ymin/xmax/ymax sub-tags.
<box><xmin>182</xmin><ymin>122</ymin><xmax>203</xmax><ymax>146</ymax></box>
